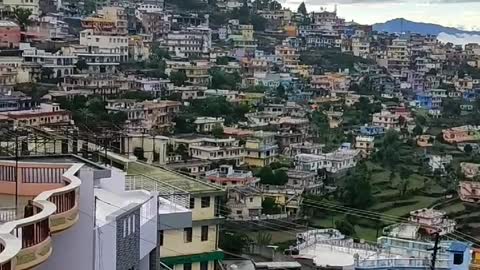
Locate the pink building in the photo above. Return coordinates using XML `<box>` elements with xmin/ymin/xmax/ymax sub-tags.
<box><xmin>205</xmin><ymin>165</ymin><xmax>258</xmax><ymax>187</ymax></box>
<box><xmin>0</xmin><ymin>21</ymin><xmax>20</xmax><ymax>49</ymax></box>
<box><xmin>409</xmin><ymin>208</ymin><xmax>455</xmax><ymax>235</ymax></box>
<box><xmin>459</xmin><ymin>181</ymin><xmax>480</xmax><ymax>203</ymax></box>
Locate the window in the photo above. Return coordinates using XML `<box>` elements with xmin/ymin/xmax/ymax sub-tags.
<box><xmin>189</xmin><ymin>197</ymin><xmax>195</xmax><ymax>209</ymax></box>
<box><xmin>200</xmin><ymin>261</ymin><xmax>208</xmax><ymax>270</ymax></box>
<box><xmin>159</xmin><ymin>230</ymin><xmax>164</xmax><ymax>246</ymax></box>
<box><xmin>183</xmin><ymin>263</ymin><xmax>192</xmax><ymax>270</ymax></box>
<box><xmin>453</xmin><ymin>253</ymin><xmax>464</xmax><ymax>265</ymax></box>
<box><xmin>201</xmin><ymin>197</ymin><xmax>210</xmax><ymax>208</ymax></box>
<box><xmin>201</xmin><ymin>225</ymin><xmax>208</xmax><ymax>241</ymax></box>
<box><xmin>184</xmin><ymin>228</ymin><xmax>192</xmax><ymax>243</ymax></box>
<box><xmin>249</xmin><ymin>197</ymin><xmax>253</xmax><ymax>203</ymax></box>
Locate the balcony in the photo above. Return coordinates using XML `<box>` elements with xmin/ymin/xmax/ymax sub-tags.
<box><xmin>0</xmin><ymin>161</ymin><xmax>82</xmax><ymax>270</ymax></box>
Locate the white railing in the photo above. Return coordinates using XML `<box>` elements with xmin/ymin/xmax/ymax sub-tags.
<box><xmin>356</xmin><ymin>258</ymin><xmax>450</xmax><ymax>269</ymax></box>
<box><xmin>0</xmin><ymin>162</ymin><xmax>82</xmax><ymax>269</ymax></box>
<box><xmin>126</xmin><ymin>174</ymin><xmax>190</xmax><ymax>209</ymax></box>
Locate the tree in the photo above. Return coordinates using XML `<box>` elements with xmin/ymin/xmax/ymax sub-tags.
<box><xmin>276</xmin><ymin>84</ymin><xmax>286</xmax><ymax>99</ymax></box>
<box><xmin>220</xmin><ymin>232</ymin><xmax>250</xmax><ymax>253</ymax></box>
<box><xmin>216</xmin><ymin>56</ymin><xmax>232</xmax><ymax>65</ymax></box>
<box><xmin>341</xmin><ymin>164</ymin><xmax>374</xmax><ymax>209</ymax></box>
<box><xmin>41</xmin><ymin>67</ymin><xmax>54</xmax><ymax>80</ymax></box>
<box><xmin>259</xmin><ymin>166</ymin><xmax>275</xmax><ymax>185</ymax></box>
<box><xmin>297</xmin><ymin>2</ymin><xmax>307</xmax><ymax>15</ymax></box>
<box><xmin>75</xmin><ymin>59</ymin><xmax>88</xmax><ymax>72</ymax></box>
<box><xmin>170</xmin><ymin>71</ymin><xmax>187</xmax><ymax>86</ymax></box>
<box><xmin>262</xmin><ymin>197</ymin><xmax>281</xmax><ymax>214</ymax></box>
<box><xmin>335</xmin><ymin>219</ymin><xmax>356</xmax><ymax>237</ymax></box>
<box><xmin>12</xmin><ymin>8</ymin><xmax>32</xmax><ymax>31</ymax></box>
<box><xmin>133</xmin><ymin>147</ymin><xmax>146</xmax><ymax>161</ymax></box>
<box><xmin>176</xmin><ymin>144</ymin><xmax>189</xmax><ymax>160</ymax></box>
<box><xmin>212</xmin><ymin>124</ymin><xmax>224</xmax><ymax>138</ymax></box>
<box><xmin>413</xmin><ymin>125</ymin><xmax>423</xmax><ymax>137</ymax></box>
<box><xmin>274</xmin><ymin>170</ymin><xmax>288</xmax><ymax>185</ymax></box>
<box><xmin>464</xmin><ymin>144</ymin><xmax>473</xmax><ymax>155</ymax></box>
<box><xmin>255</xmin><ymin>231</ymin><xmax>272</xmax><ymax>245</ymax></box>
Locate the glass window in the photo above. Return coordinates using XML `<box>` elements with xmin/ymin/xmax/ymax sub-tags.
<box><xmin>189</xmin><ymin>197</ymin><xmax>195</xmax><ymax>209</ymax></box>
<box><xmin>184</xmin><ymin>263</ymin><xmax>192</xmax><ymax>270</ymax></box>
<box><xmin>201</xmin><ymin>197</ymin><xmax>210</xmax><ymax>208</ymax></box>
<box><xmin>184</xmin><ymin>228</ymin><xmax>192</xmax><ymax>243</ymax></box>
<box><xmin>159</xmin><ymin>230</ymin><xmax>163</xmax><ymax>246</ymax></box>
<box><xmin>201</xmin><ymin>226</ymin><xmax>208</xmax><ymax>241</ymax></box>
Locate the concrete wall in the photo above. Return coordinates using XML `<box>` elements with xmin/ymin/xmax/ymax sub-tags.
<box><xmin>37</xmin><ymin>169</ymin><xmax>96</xmax><ymax>270</ymax></box>
<box><xmin>116</xmin><ymin>208</ymin><xmax>141</xmax><ymax>270</ymax></box>
<box><xmin>159</xmin><ymin>210</ymin><xmax>192</xmax><ymax>230</ymax></box>
<box><xmin>160</xmin><ymin>225</ymin><xmax>217</xmax><ymax>258</ymax></box>
<box><xmin>123</xmin><ymin>135</ymin><xmax>168</xmax><ymax>165</ymax></box>
<box><xmin>95</xmin><ymin>220</ymin><xmax>117</xmax><ymax>270</ymax></box>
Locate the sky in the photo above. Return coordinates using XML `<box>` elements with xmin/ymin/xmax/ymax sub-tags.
<box><xmin>280</xmin><ymin>0</ymin><xmax>480</xmax><ymax>31</ymax></box>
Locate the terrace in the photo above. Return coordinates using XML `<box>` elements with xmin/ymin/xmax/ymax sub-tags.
<box><xmin>0</xmin><ymin>160</ymin><xmax>81</xmax><ymax>270</ymax></box>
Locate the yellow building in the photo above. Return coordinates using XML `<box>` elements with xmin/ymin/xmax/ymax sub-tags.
<box><xmin>127</xmin><ymin>162</ymin><xmax>225</xmax><ymax>270</ymax></box>
<box><xmin>245</xmin><ymin>131</ymin><xmax>279</xmax><ymax>167</ymax></box>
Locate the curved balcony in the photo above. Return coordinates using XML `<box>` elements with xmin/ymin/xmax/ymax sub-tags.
<box><xmin>0</xmin><ymin>161</ymin><xmax>82</xmax><ymax>270</ymax></box>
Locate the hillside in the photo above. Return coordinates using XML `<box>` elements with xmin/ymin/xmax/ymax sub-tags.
<box><xmin>373</xmin><ymin>18</ymin><xmax>480</xmax><ymax>36</ymax></box>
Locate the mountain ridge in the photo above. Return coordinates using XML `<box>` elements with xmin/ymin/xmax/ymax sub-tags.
<box><xmin>372</xmin><ymin>18</ymin><xmax>480</xmax><ymax>36</ymax></box>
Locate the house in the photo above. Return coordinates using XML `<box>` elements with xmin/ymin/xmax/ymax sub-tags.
<box><xmin>165</xmin><ymin>60</ymin><xmax>210</xmax><ymax>86</ymax></box>
<box><xmin>459</xmin><ymin>181</ymin><xmax>480</xmax><ymax>203</ymax></box>
<box><xmin>355</xmin><ymin>136</ymin><xmax>375</xmax><ymax>157</ymax></box>
<box><xmin>106</xmin><ymin>99</ymin><xmax>181</xmax><ymax>133</ymax></box>
<box><xmin>0</xmin><ymin>103</ymin><xmax>71</xmax><ymax>128</ymax></box>
<box><xmin>427</xmin><ymin>154</ymin><xmax>453</xmax><ymax>173</ymax></box>
<box><xmin>205</xmin><ymin>165</ymin><xmax>258</xmax><ymax>187</ymax></box>
<box><xmin>194</xmin><ymin>117</ymin><xmax>225</xmax><ymax>133</ymax></box>
<box><xmin>287</xmin><ymin>142</ymin><xmax>324</xmax><ymax>157</ymax></box>
<box><xmin>227</xmin><ymin>186</ymin><xmax>263</xmax><ymax>220</ymax></box>
<box><xmin>460</xmin><ymin>162</ymin><xmax>480</xmax><ymax>179</ymax></box>
<box><xmin>443</xmin><ymin>125</ymin><xmax>480</xmax><ymax>144</ymax></box>
<box><xmin>409</xmin><ymin>208</ymin><xmax>456</xmax><ymax>235</ymax></box>
<box><xmin>286</xmin><ymin>169</ymin><xmax>323</xmax><ymax>194</ymax></box>
<box><xmin>163</xmin><ymin>26</ymin><xmax>212</xmax><ymax>59</ymax></box>
<box><xmin>0</xmin><ymin>21</ymin><xmax>20</xmax><ymax>49</ymax></box>
<box><xmin>295</xmin><ymin>148</ymin><xmax>361</xmax><ymax>174</ymax></box>
<box><xmin>244</xmin><ymin>131</ymin><xmax>279</xmax><ymax>167</ymax></box>
<box><xmin>372</xmin><ymin>110</ymin><xmax>400</xmax><ymax>130</ymax></box>
<box><xmin>173</xmin><ymin>135</ymin><xmax>245</xmax><ymax>166</ymax></box>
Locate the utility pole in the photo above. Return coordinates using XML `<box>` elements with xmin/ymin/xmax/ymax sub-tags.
<box><xmin>428</xmin><ymin>232</ymin><xmax>441</xmax><ymax>270</ymax></box>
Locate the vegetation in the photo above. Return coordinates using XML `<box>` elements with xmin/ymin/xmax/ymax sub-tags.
<box><xmin>300</xmin><ymin>49</ymin><xmax>374</xmax><ymax>72</ymax></box>
<box><xmin>12</xmin><ymin>8</ymin><xmax>32</xmax><ymax>31</ymax></box>
<box><xmin>258</xmin><ymin>167</ymin><xmax>288</xmax><ymax>185</ymax></box>
<box><xmin>262</xmin><ymin>197</ymin><xmax>282</xmax><ymax>214</ymax></box>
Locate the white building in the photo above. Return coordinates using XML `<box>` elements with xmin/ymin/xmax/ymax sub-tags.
<box><xmin>21</xmin><ymin>43</ymin><xmax>77</xmax><ymax>78</ymax></box>
<box><xmin>294</xmin><ymin>148</ymin><xmax>361</xmax><ymax>174</ymax></box>
<box><xmin>163</xmin><ymin>26</ymin><xmax>212</xmax><ymax>58</ymax></box>
<box><xmin>80</xmin><ymin>29</ymin><xmax>129</xmax><ymax>62</ymax></box>
<box><xmin>372</xmin><ymin>110</ymin><xmax>400</xmax><ymax>130</ymax></box>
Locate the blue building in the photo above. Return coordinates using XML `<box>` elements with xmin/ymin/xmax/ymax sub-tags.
<box><xmin>360</xmin><ymin>125</ymin><xmax>385</xmax><ymax>136</ymax></box>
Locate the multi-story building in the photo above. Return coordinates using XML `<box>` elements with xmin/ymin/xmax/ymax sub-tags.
<box><xmin>310</xmin><ymin>73</ymin><xmax>350</xmax><ymax>94</ymax></box>
<box><xmin>80</xmin><ymin>29</ymin><xmax>129</xmax><ymax>63</ymax></box>
<box><xmin>409</xmin><ymin>208</ymin><xmax>456</xmax><ymax>235</ymax></box>
<box><xmin>355</xmin><ymin>136</ymin><xmax>375</xmax><ymax>157</ymax></box>
<box><xmin>66</xmin><ymin>45</ymin><xmax>121</xmax><ymax>74</ymax></box>
<box><xmin>61</xmin><ymin>74</ymin><xmax>130</xmax><ymax>97</ymax></box>
<box><xmin>164</xmin><ymin>26</ymin><xmax>212</xmax><ymax>59</ymax></box>
<box><xmin>275</xmin><ymin>45</ymin><xmax>299</xmax><ymax>66</ymax></box>
<box><xmin>81</xmin><ymin>6</ymin><xmax>128</xmax><ymax>35</ymax></box>
<box><xmin>0</xmin><ymin>154</ymin><xmax>173</xmax><ymax>270</ymax></box>
<box><xmin>132</xmin><ymin>77</ymin><xmax>171</xmax><ymax>97</ymax></box>
<box><xmin>128</xmin><ymin>34</ymin><xmax>152</xmax><ymax>62</ymax></box>
<box><xmin>227</xmin><ymin>186</ymin><xmax>263</xmax><ymax>220</ymax></box>
<box><xmin>165</xmin><ymin>61</ymin><xmax>210</xmax><ymax>86</ymax></box>
<box><xmin>0</xmin><ymin>21</ymin><xmax>20</xmax><ymax>49</ymax></box>
<box><xmin>124</xmin><ymin>161</ymin><xmax>225</xmax><ymax>270</ymax></box>
<box><xmin>244</xmin><ymin>131</ymin><xmax>279</xmax><ymax>167</ymax></box>
<box><xmin>205</xmin><ymin>165</ymin><xmax>258</xmax><ymax>187</ymax></box>
<box><xmin>385</xmin><ymin>38</ymin><xmax>410</xmax><ymax>72</ymax></box>
<box><xmin>173</xmin><ymin>135</ymin><xmax>245</xmax><ymax>166</ymax></box>
<box><xmin>0</xmin><ymin>0</ymin><xmax>39</xmax><ymax>15</ymax></box>
<box><xmin>295</xmin><ymin>148</ymin><xmax>361</xmax><ymax>174</ymax></box>
<box><xmin>106</xmin><ymin>99</ymin><xmax>181</xmax><ymax>133</ymax></box>
<box><xmin>286</xmin><ymin>170</ymin><xmax>323</xmax><ymax>194</ymax></box>
<box><xmin>0</xmin><ymin>103</ymin><xmax>71</xmax><ymax>128</ymax></box>
<box><xmin>372</xmin><ymin>110</ymin><xmax>400</xmax><ymax>130</ymax></box>
<box><xmin>194</xmin><ymin>117</ymin><xmax>224</xmax><ymax>133</ymax></box>
<box><xmin>21</xmin><ymin>43</ymin><xmax>77</xmax><ymax>78</ymax></box>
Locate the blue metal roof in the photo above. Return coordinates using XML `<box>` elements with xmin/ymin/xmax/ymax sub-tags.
<box><xmin>448</xmin><ymin>242</ymin><xmax>469</xmax><ymax>252</ymax></box>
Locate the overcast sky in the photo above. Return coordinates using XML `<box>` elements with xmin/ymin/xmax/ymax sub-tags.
<box><xmin>280</xmin><ymin>0</ymin><xmax>480</xmax><ymax>30</ymax></box>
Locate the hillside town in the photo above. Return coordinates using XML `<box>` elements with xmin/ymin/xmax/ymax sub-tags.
<box><xmin>0</xmin><ymin>0</ymin><xmax>480</xmax><ymax>270</ymax></box>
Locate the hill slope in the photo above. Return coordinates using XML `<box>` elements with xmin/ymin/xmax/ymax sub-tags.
<box><xmin>373</xmin><ymin>18</ymin><xmax>480</xmax><ymax>36</ymax></box>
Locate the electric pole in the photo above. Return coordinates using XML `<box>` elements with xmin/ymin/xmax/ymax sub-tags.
<box><xmin>428</xmin><ymin>232</ymin><xmax>441</xmax><ymax>270</ymax></box>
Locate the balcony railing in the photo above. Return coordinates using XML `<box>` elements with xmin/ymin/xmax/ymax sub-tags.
<box><xmin>0</xmin><ymin>161</ymin><xmax>82</xmax><ymax>270</ymax></box>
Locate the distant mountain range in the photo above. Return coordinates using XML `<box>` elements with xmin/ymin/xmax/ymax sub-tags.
<box><xmin>372</xmin><ymin>18</ymin><xmax>480</xmax><ymax>36</ymax></box>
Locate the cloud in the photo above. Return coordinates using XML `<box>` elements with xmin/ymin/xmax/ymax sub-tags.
<box><xmin>437</xmin><ymin>32</ymin><xmax>480</xmax><ymax>45</ymax></box>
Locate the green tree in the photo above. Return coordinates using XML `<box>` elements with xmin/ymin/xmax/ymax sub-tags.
<box><xmin>75</xmin><ymin>59</ymin><xmax>88</xmax><ymax>72</ymax></box>
<box><xmin>170</xmin><ymin>71</ymin><xmax>187</xmax><ymax>86</ymax></box>
<box><xmin>210</xmin><ymin>70</ymin><xmax>240</xmax><ymax>90</ymax></box>
<box><xmin>335</xmin><ymin>219</ymin><xmax>356</xmax><ymax>237</ymax></box>
<box><xmin>274</xmin><ymin>170</ymin><xmax>288</xmax><ymax>185</ymax></box>
<box><xmin>276</xmin><ymin>84</ymin><xmax>286</xmax><ymax>99</ymax></box>
<box><xmin>216</xmin><ymin>56</ymin><xmax>232</xmax><ymax>65</ymax></box>
<box><xmin>341</xmin><ymin>163</ymin><xmax>374</xmax><ymax>209</ymax></box>
<box><xmin>413</xmin><ymin>125</ymin><xmax>423</xmax><ymax>137</ymax></box>
<box><xmin>12</xmin><ymin>8</ymin><xmax>32</xmax><ymax>31</ymax></box>
<box><xmin>211</xmin><ymin>124</ymin><xmax>224</xmax><ymax>138</ymax></box>
<box><xmin>259</xmin><ymin>166</ymin><xmax>275</xmax><ymax>185</ymax></box>
<box><xmin>220</xmin><ymin>232</ymin><xmax>250</xmax><ymax>253</ymax></box>
<box><xmin>262</xmin><ymin>197</ymin><xmax>281</xmax><ymax>214</ymax></box>
<box><xmin>176</xmin><ymin>144</ymin><xmax>189</xmax><ymax>160</ymax></box>
<box><xmin>464</xmin><ymin>144</ymin><xmax>473</xmax><ymax>155</ymax></box>
<box><xmin>255</xmin><ymin>231</ymin><xmax>272</xmax><ymax>245</ymax></box>
<box><xmin>41</xmin><ymin>67</ymin><xmax>54</xmax><ymax>80</ymax></box>
<box><xmin>297</xmin><ymin>2</ymin><xmax>307</xmax><ymax>15</ymax></box>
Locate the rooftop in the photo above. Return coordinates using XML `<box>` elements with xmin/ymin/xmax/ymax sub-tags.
<box><xmin>126</xmin><ymin>161</ymin><xmax>223</xmax><ymax>194</ymax></box>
